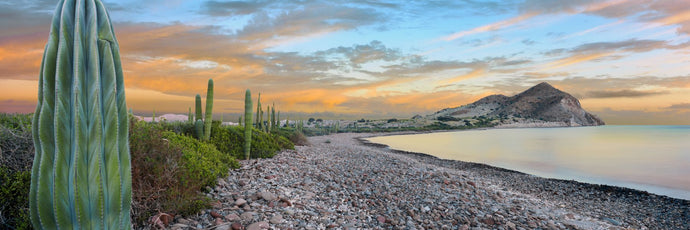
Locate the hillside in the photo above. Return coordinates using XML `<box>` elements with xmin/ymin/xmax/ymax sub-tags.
<box><xmin>428</xmin><ymin>82</ymin><xmax>605</xmax><ymax>127</ymax></box>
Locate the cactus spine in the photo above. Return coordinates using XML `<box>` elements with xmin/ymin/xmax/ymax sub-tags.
<box><xmin>203</xmin><ymin>79</ymin><xmax>213</xmax><ymax>140</ymax></box>
<box><xmin>244</xmin><ymin>90</ymin><xmax>253</xmax><ymax>160</ymax></box>
<box><xmin>195</xmin><ymin>94</ymin><xmax>202</xmax><ymax>121</ymax></box>
<box><xmin>30</xmin><ymin>0</ymin><xmax>131</xmax><ymax>228</ymax></box>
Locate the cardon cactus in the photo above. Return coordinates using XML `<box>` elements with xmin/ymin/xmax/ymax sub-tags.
<box><xmin>244</xmin><ymin>89</ymin><xmax>252</xmax><ymax>160</ymax></box>
<box><xmin>195</xmin><ymin>94</ymin><xmax>202</xmax><ymax>122</ymax></box>
<box><xmin>188</xmin><ymin>107</ymin><xmax>192</xmax><ymax>122</ymax></box>
<box><xmin>255</xmin><ymin>93</ymin><xmax>261</xmax><ymax>129</ymax></box>
<box><xmin>203</xmin><ymin>79</ymin><xmax>213</xmax><ymax>140</ymax></box>
<box><xmin>30</xmin><ymin>0</ymin><xmax>131</xmax><ymax>229</ymax></box>
<box><xmin>195</xmin><ymin>119</ymin><xmax>204</xmax><ymax>139</ymax></box>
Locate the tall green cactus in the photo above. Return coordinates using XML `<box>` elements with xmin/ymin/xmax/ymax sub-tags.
<box><xmin>152</xmin><ymin>109</ymin><xmax>156</xmax><ymax>122</ymax></box>
<box><xmin>30</xmin><ymin>0</ymin><xmax>131</xmax><ymax>229</ymax></box>
<box><xmin>188</xmin><ymin>107</ymin><xmax>193</xmax><ymax>122</ymax></box>
<box><xmin>255</xmin><ymin>93</ymin><xmax>261</xmax><ymax>129</ymax></box>
<box><xmin>271</xmin><ymin>103</ymin><xmax>276</xmax><ymax>130</ymax></box>
<box><xmin>195</xmin><ymin>94</ymin><xmax>202</xmax><ymax>121</ymax></box>
<box><xmin>265</xmin><ymin>105</ymin><xmax>270</xmax><ymax>133</ymax></box>
<box><xmin>203</xmin><ymin>79</ymin><xmax>214</xmax><ymax>140</ymax></box>
<box><xmin>244</xmin><ymin>89</ymin><xmax>252</xmax><ymax>160</ymax></box>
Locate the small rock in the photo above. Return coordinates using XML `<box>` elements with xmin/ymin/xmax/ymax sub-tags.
<box><xmin>177</xmin><ymin>218</ymin><xmax>190</xmax><ymax>225</ymax></box>
<box><xmin>265</xmin><ymin>175</ymin><xmax>276</xmax><ymax>179</ymax></box>
<box><xmin>506</xmin><ymin>221</ymin><xmax>516</xmax><ymax>230</ymax></box>
<box><xmin>241</xmin><ymin>212</ymin><xmax>257</xmax><ymax>221</ymax></box>
<box><xmin>231</xmin><ymin>222</ymin><xmax>244</xmax><ymax>230</ymax></box>
<box><xmin>460</xmin><ymin>224</ymin><xmax>469</xmax><ymax>230</ymax></box>
<box><xmin>238</xmin><ymin>180</ymin><xmax>247</xmax><ymax>186</ymax></box>
<box><xmin>481</xmin><ymin>217</ymin><xmax>494</xmax><ymax>225</ymax></box>
<box><xmin>214</xmin><ymin>218</ymin><xmax>224</xmax><ymax>226</ymax></box>
<box><xmin>467</xmin><ymin>181</ymin><xmax>476</xmax><ymax>187</ymax></box>
<box><xmin>260</xmin><ymin>191</ymin><xmax>277</xmax><ymax>201</ymax></box>
<box><xmin>246</xmin><ymin>221</ymin><xmax>269</xmax><ymax>230</ymax></box>
<box><xmin>171</xmin><ymin>223</ymin><xmax>189</xmax><ymax>230</ymax></box>
<box><xmin>377</xmin><ymin>216</ymin><xmax>386</xmax><ymax>224</ymax></box>
<box><xmin>226</xmin><ymin>214</ymin><xmax>240</xmax><ymax>221</ymax></box>
<box><xmin>280</xmin><ymin>197</ymin><xmax>292</xmax><ymax>206</ymax></box>
<box><xmin>211</xmin><ymin>211</ymin><xmax>223</xmax><ymax>219</ymax></box>
<box><xmin>270</xmin><ymin>214</ymin><xmax>283</xmax><ymax>224</ymax></box>
<box><xmin>235</xmin><ymin>198</ymin><xmax>247</xmax><ymax>206</ymax></box>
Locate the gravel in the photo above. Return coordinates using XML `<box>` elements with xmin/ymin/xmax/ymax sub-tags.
<box><xmin>160</xmin><ymin>132</ymin><xmax>688</xmax><ymax>230</ymax></box>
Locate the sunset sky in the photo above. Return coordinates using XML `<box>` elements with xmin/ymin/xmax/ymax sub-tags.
<box><xmin>1</xmin><ymin>0</ymin><xmax>689</xmax><ymax>124</ymax></box>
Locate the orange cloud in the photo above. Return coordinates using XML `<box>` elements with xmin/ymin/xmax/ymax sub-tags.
<box><xmin>545</xmin><ymin>52</ymin><xmax>615</xmax><ymax>69</ymax></box>
<box><xmin>441</xmin><ymin>13</ymin><xmax>537</xmax><ymax>41</ymax></box>
<box><xmin>440</xmin><ymin>69</ymin><xmax>486</xmax><ymax>85</ymax></box>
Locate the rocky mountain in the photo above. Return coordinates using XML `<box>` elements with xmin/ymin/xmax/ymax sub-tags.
<box><xmin>429</xmin><ymin>82</ymin><xmax>605</xmax><ymax>126</ymax></box>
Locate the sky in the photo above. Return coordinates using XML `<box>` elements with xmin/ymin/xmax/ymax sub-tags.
<box><xmin>1</xmin><ymin>0</ymin><xmax>689</xmax><ymax>124</ymax></box>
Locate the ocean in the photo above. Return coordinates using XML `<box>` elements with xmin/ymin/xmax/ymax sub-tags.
<box><xmin>366</xmin><ymin>126</ymin><xmax>690</xmax><ymax>200</ymax></box>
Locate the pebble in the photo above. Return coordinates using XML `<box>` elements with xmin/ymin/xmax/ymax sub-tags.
<box><xmin>235</xmin><ymin>198</ymin><xmax>247</xmax><ymax>206</ymax></box>
<box><xmin>269</xmin><ymin>214</ymin><xmax>283</xmax><ymax>224</ymax></box>
<box><xmin>246</xmin><ymin>221</ymin><xmax>269</xmax><ymax>230</ymax></box>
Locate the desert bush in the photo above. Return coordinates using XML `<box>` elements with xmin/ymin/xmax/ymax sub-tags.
<box><xmin>209</xmin><ymin>123</ymin><xmax>295</xmax><ymax>160</ymax></box>
<box><xmin>0</xmin><ymin>113</ymin><xmax>33</xmax><ymax>229</ymax></box>
<box><xmin>0</xmin><ymin>167</ymin><xmax>31</xmax><ymax>230</ymax></box>
<box><xmin>163</xmin><ymin>130</ymin><xmax>238</xmax><ymax>187</ymax></box>
<box><xmin>0</xmin><ymin>113</ymin><xmax>34</xmax><ymax>172</ymax></box>
<box><xmin>129</xmin><ymin>120</ymin><xmax>238</xmax><ymax>227</ymax></box>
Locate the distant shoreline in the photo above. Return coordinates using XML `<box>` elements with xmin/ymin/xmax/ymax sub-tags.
<box><xmin>355</xmin><ymin>131</ymin><xmax>689</xmax><ymax>228</ymax></box>
<box><xmin>357</xmin><ymin>129</ymin><xmax>689</xmax><ymax>202</ymax></box>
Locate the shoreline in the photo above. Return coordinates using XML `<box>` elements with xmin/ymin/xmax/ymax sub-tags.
<box><xmin>357</xmin><ymin>131</ymin><xmax>690</xmax><ymax>202</ymax></box>
<box><xmin>170</xmin><ymin>132</ymin><xmax>688</xmax><ymax>230</ymax></box>
<box><xmin>356</xmin><ymin>132</ymin><xmax>689</xmax><ymax>229</ymax></box>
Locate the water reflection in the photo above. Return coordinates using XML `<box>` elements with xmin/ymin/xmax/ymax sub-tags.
<box><xmin>366</xmin><ymin>126</ymin><xmax>690</xmax><ymax>200</ymax></box>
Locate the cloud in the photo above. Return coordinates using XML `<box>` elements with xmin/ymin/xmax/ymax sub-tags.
<box><xmin>544</xmin><ymin>39</ymin><xmax>671</xmax><ymax>69</ymax></box>
<box><xmin>592</xmin><ymin>107</ymin><xmax>690</xmax><ymax>125</ymax></box>
<box><xmin>441</xmin><ymin>13</ymin><xmax>537</xmax><ymax>41</ymax></box>
<box><xmin>666</xmin><ymin>103</ymin><xmax>690</xmax><ymax>110</ymax></box>
<box><xmin>316</xmin><ymin>40</ymin><xmax>402</xmax><ymax>68</ymax></box>
<box><xmin>585</xmin><ymin>89</ymin><xmax>669</xmax><ymax>98</ymax></box>
<box><xmin>199</xmin><ymin>0</ymin><xmax>274</xmax><ymax>17</ymax></box>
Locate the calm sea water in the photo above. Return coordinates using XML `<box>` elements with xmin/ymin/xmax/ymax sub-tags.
<box><xmin>366</xmin><ymin>126</ymin><xmax>690</xmax><ymax>200</ymax></box>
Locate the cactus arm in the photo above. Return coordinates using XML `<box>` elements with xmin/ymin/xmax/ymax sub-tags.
<box><xmin>244</xmin><ymin>90</ymin><xmax>252</xmax><ymax>160</ymax></box>
<box><xmin>204</xmin><ymin>79</ymin><xmax>213</xmax><ymax>140</ymax></box>
<box><xmin>195</xmin><ymin>94</ymin><xmax>202</xmax><ymax>122</ymax></box>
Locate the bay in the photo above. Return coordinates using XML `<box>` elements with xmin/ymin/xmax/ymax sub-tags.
<box><xmin>366</xmin><ymin>125</ymin><xmax>690</xmax><ymax>200</ymax></box>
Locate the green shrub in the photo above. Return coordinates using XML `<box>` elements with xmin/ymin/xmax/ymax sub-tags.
<box><xmin>0</xmin><ymin>113</ymin><xmax>34</xmax><ymax>172</ymax></box>
<box><xmin>209</xmin><ymin>123</ymin><xmax>295</xmax><ymax>160</ymax></box>
<box><xmin>0</xmin><ymin>167</ymin><xmax>31</xmax><ymax>230</ymax></box>
<box><xmin>129</xmin><ymin>120</ymin><xmax>238</xmax><ymax>227</ymax></box>
<box><xmin>0</xmin><ymin>113</ymin><xmax>34</xmax><ymax>229</ymax></box>
<box><xmin>163</xmin><ymin>131</ymin><xmax>238</xmax><ymax>188</ymax></box>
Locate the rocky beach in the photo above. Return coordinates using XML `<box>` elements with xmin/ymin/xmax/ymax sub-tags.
<box><xmin>166</xmin><ymin>132</ymin><xmax>689</xmax><ymax>230</ymax></box>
